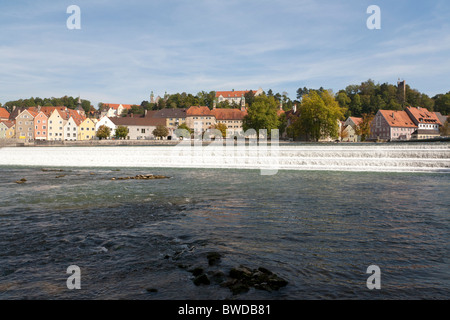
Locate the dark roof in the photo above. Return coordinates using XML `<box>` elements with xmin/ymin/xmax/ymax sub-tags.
<box><xmin>153</xmin><ymin>108</ymin><xmax>187</xmax><ymax>118</ymax></box>
<box><xmin>110</xmin><ymin>117</ymin><xmax>166</xmax><ymax>127</ymax></box>
<box><xmin>412</xmin><ymin>129</ymin><xmax>440</xmax><ymax>135</ymax></box>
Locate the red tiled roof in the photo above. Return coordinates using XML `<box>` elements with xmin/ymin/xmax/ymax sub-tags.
<box><xmin>349</xmin><ymin>117</ymin><xmax>363</xmax><ymax>126</ymax></box>
<box><xmin>406</xmin><ymin>107</ymin><xmax>442</xmax><ymax>126</ymax></box>
<box><xmin>211</xmin><ymin>108</ymin><xmax>246</xmax><ymax>120</ymax></box>
<box><xmin>379</xmin><ymin>110</ymin><xmax>417</xmax><ymax>128</ymax></box>
<box><xmin>216</xmin><ymin>91</ymin><xmax>253</xmax><ymax>98</ymax></box>
<box><xmin>0</xmin><ymin>107</ymin><xmax>10</xmax><ymax>119</ymax></box>
<box><xmin>187</xmin><ymin>106</ymin><xmax>213</xmax><ymax>116</ymax></box>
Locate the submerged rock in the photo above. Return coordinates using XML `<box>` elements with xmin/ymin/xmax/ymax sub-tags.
<box><xmin>207</xmin><ymin>252</ymin><xmax>222</xmax><ymax>266</ymax></box>
<box><xmin>223</xmin><ymin>265</ymin><xmax>288</xmax><ymax>295</ymax></box>
<box><xmin>15</xmin><ymin>178</ymin><xmax>27</xmax><ymax>184</ymax></box>
<box><xmin>111</xmin><ymin>174</ymin><xmax>170</xmax><ymax>181</ymax></box>
<box><xmin>193</xmin><ymin>274</ymin><xmax>210</xmax><ymax>286</ymax></box>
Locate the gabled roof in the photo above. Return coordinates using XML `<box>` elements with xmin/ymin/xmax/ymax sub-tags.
<box><xmin>378</xmin><ymin>110</ymin><xmax>417</xmax><ymax>128</ymax></box>
<box><xmin>152</xmin><ymin>108</ymin><xmax>187</xmax><ymax>119</ymax></box>
<box><xmin>406</xmin><ymin>107</ymin><xmax>442</xmax><ymax>126</ymax></box>
<box><xmin>211</xmin><ymin>108</ymin><xmax>247</xmax><ymax>120</ymax></box>
<box><xmin>349</xmin><ymin>117</ymin><xmax>363</xmax><ymax>126</ymax></box>
<box><xmin>187</xmin><ymin>106</ymin><xmax>213</xmax><ymax>116</ymax></box>
<box><xmin>0</xmin><ymin>120</ymin><xmax>14</xmax><ymax>128</ymax></box>
<box><xmin>0</xmin><ymin>107</ymin><xmax>10</xmax><ymax>119</ymax></box>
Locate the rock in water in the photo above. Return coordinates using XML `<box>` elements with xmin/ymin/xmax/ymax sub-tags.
<box><xmin>207</xmin><ymin>252</ymin><xmax>222</xmax><ymax>266</ymax></box>
<box><xmin>193</xmin><ymin>274</ymin><xmax>210</xmax><ymax>286</ymax></box>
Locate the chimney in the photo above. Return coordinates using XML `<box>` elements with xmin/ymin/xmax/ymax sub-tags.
<box><xmin>144</xmin><ymin>109</ymin><xmax>148</xmax><ymax>117</ymax></box>
<box><xmin>293</xmin><ymin>104</ymin><xmax>297</xmax><ymax>113</ymax></box>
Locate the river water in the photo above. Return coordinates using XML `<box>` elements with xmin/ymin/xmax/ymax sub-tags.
<box><xmin>0</xmin><ymin>145</ymin><xmax>449</xmax><ymax>299</ymax></box>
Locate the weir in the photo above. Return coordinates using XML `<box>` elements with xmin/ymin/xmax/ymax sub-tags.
<box><xmin>0</xmin><ymin>144</ymin><xmax>449</xmax><ymax>173</ymax></box>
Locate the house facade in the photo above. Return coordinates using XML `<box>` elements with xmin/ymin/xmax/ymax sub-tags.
<box><xmin>405</xmin><ymin>107</ymin><xmax>442</xmax><ymax>139</ymax></box>
<box><xmin>211</xmin><ymin>107</ymin><xmax>247</xmax><ymax>137</ymax></box>
<box><xmin>101</xmin><ymin>104</ymin><xmax>133</xmax><ymax>118</ymax></box>
<box><xmin>110</xmin><ymin>117</ymin><xmax>167</xmax><ymax>140</ymax></box>
<box><xmin>215</xmin><ymin>88</ymin><xmax>263</xmax><ymax>106</ymax></box>
<box><xmin>343</xmin><ymin>117</ymin><xmax>363</xmax><ymax>142</ymax></box>
<box><xmin>78</xmin><ymin>118</ymin><xmax>97</xmax><ymax>140</ymax></box>
<box><xmin>48</xmin><ymin>109</ymin><xmax>67</xmax><ymax>141</ymax></box>
<box><xmin>370</xmin><ymin>110</ymin><xmax>417</xmax><ymax>141</ymax></box>
<box><xmin>151</xmin><ymin>108</ymin><xmax>187</xmax><ymax>139</ymax></box>
<box><xmin>95</xmin><ymin>116</ymin><xmax>117</xmax><ymax>138</ymax></box>
<box><xmin>0</xmin><ymin>122</ymin><xmax>8</xmax><ymax>139</ymax></box>
<box><xmin>34</xmin><ymin>111</ymin><xmax>48</xmax><ymax>141</ymax></box>
<box><xmin>15</xmin><ymin>109</ymin><xmax>37</xmax><ymax>140</ymax></box>
<box><xmin>5</xmin><ymin>121</ymin><xmax>15</xmax><ymax>139</ymax></box>
<box><xmin>186</xmin><ymin>106</ymin><xmax>217</xmax><ymax>134</ymax></box>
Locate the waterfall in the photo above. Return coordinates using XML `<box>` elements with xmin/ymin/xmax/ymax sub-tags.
<box><xmin>0</xmin><ymin>144</ymin><xmax>449</xmax><ymax>173</ymax></box>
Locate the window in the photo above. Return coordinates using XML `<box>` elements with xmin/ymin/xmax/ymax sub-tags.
<box><xmin>141</xmin><ymin>129</ymin><xmax>145</xmax><ymax>134</ymax></box>
<box><xmin>50</xmin><ymin>120</ymin><xmax>53</xmax><ymax>124</ymax></box>
<box><xmin>43</xmin><ymin>126</ymin><xmax>46</xmax><ymax>129</ymax></box>
<box><xmin>73</xmin><ymin>133</ymin><xmax>76</xmax><ymax>137</ymax></box>
<box><xmin>37</xmin><ymin>132</ymin><xmax>40</xmax><ymax>135</ymax></box>
<box><xmin>43</xmin><ymin>132</ymin><xmax>46</xmax><ymax>135</ymax></box>
<box><xmin>37</xmin><ymin>120</ymin><xmax>41</xmax><ymax>124</ymax></box>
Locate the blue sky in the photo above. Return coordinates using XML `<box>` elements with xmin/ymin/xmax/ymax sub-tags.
<box><xmin>1</xmin><ymin>0</ymin><xmax>449</xmax><ymax>107</ymax></box>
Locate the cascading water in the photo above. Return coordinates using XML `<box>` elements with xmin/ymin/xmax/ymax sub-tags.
<box><xmin>0</xmin><ymin>143</ymin><xmax>449</xmax><ymax>172</ymax></box>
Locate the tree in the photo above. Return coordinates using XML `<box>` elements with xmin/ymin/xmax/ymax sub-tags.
<box><xmin>96</xmin><ymin>125</ymin><xmax>111</xmax><ymax>140</ymax></box>
<box><xmin>354</xmin><ymin>113</ymin><xmax>374</xmax><ymax>142</ymax></box>
<box><xmin>115</xmin><ymin>126</ymin><xmax>129</xmax><ymax>139</ymax></box>
<box><xmin>152</xmin><ymin>125</ymin><xmax>169</xmax><ymax>140</ymax></box>
<box><xmin>177</xmin><ymin>123</ymin><xmax>192</xmax><ymax>134</ymax></box>
<box><xmin>210</xmin><ymin>123</ymin><xmax>227</xmax><ymax>138</ymax></box>
<box><xmin>278</xmin><ymin>113</ymin><xmax>288</xmax><ymax>138</ymax></box>
<box><xmin>339</xmin><ymin>124</ymin><xmax>349</xmax><ymax>141</ymax></box>
<box><xmin>440</xmin><ymin>119</ymin><xmax>450</xmax><ymax>136</ymax></box>
<box><xmin>242</xmin><ymin>95</ymin><xmax>280</xmax><ymax>138</ymax></box>
<box><xmin>292</xmin><ymin>90</ymin><xmax>344</xmax><ymax>141</ymax></box>
<box><xmin>433</xmin><ymin>92</ymin><xmax>450</xmax><ymax>115</ymax></box>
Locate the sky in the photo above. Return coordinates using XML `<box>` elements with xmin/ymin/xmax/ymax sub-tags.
<box><xmin>1</xmin><ymin>0</ymin><xmax>449</xmax><ymax>107</ymax></box>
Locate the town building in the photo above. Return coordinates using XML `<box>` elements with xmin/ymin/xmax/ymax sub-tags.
<box><xmin>78</xmin><ymin>118</ymin><xmax>97</xmax><ymax>140</ymax></box>
<box><xmin>405</xmin><ymin>107</ymin><xmax>442</xmax><ymax>139</ymax></box>
<box><xmin>101</xmin><ymin>104</ymin><xmax>133</xmax><ymax>118</ymax></box>
<box><xmin>150</xmin><ymin>108</ymin><xmax>188</xmax><ymax>139</ymax></box>
<box><xmin>186</xmin><ymin>106</ymin><xmax>217</xmax><ymax>134</ymax></box>
<box><xmin>15</xmin><ymin>109</ymin><xmax>37</xmax><ymax>140</ymax></box>
<box><xmin>34</xmin><ymin>111</ymin><xmax>49</xmax><ymax>141</ymax></box>
<box><xmin>210</xmin><ymin>107</ymin><xmax>247</xmax><ymax>137</ymax></box>
<box><xmin>47</xmin><ymin>109</ymin><xmax>68</xmax><ymax>141</ymax></box>
<box><xmin>370</xmin><ymin>110</ymin><xmax>417</xmax><ymax>141</ymax></box>
<box><xmin>343</xmin><ymin>117</ymin><xmax>363</xmax><ymax>142</ymax></box>
<box><xmin>4</xmin><ymin>121</ymin><xmax>15</xmax><ymax>139</ymax></box>
<box><xmin>95</xmin><ymin>116</ymin><xmax>117</xmax><ymax>138</ymax></box>
<box><xmin>110</xmin><ymin>117</ymin><xmax>167</xmax><ymax>140</ymax></box>
<box><xmin>215</xmin><ymin>88</ymin><xmax>263</xmax><ymax>106</ymax></box>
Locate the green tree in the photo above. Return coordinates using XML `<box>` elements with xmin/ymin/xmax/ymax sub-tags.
<box><xmin>210</xmin><ymin>123</ymin><xmax>228</xmax><ymax>138</ymax></box>
<box><xmin>243</xmin><ymin>95</ymin><xmax>280</xmax><ymax>138</ymax></box>
<box><xmin>292</xmin><ymin>90</ymin><xmax>344</xmax><ymax>141</ymax></box>
<box><xmin>177</xmin><ymin>122</ymin><xmax>192</xmax><ymax>134</ymax></box>
<box><xmin>115</xmin><ymin>126</ymin><xmax>129</xmax><ymax>139</ymax></box>
<box><xmin>96</xmin><ymin>125</ymin><xmax>111</xmax><ymax>140</ymax></box>
<box><xmin>152</xmin><ymin>125</ymin><xmax>169</xmax><ymax>140</ymax></box>
<box><xmin>433</xmin><ymin>92</ymin><xmax>450</xmax><ymax>115</ymax></box>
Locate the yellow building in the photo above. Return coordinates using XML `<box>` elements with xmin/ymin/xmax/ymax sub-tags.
<box><xmin>5</xmin><ymin>122</ymin><xmax>16</xmax><ymax>139</ymax></box>
<box><xmin>78</xmin><ymin>118</ymin><xmax>97</xmax><ymax>140</ymax></box>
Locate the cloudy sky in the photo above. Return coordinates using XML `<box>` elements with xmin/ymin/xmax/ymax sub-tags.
<box><xmin>1</xmin><ymin>0</ymin><xmax>449</xmax><ymax>106</ymax></box>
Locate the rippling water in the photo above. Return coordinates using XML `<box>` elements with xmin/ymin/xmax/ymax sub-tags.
<box><xmin>0</xmin><ymin>166</ymin><xmax>449</xmax><ymax>299</ymax></box>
